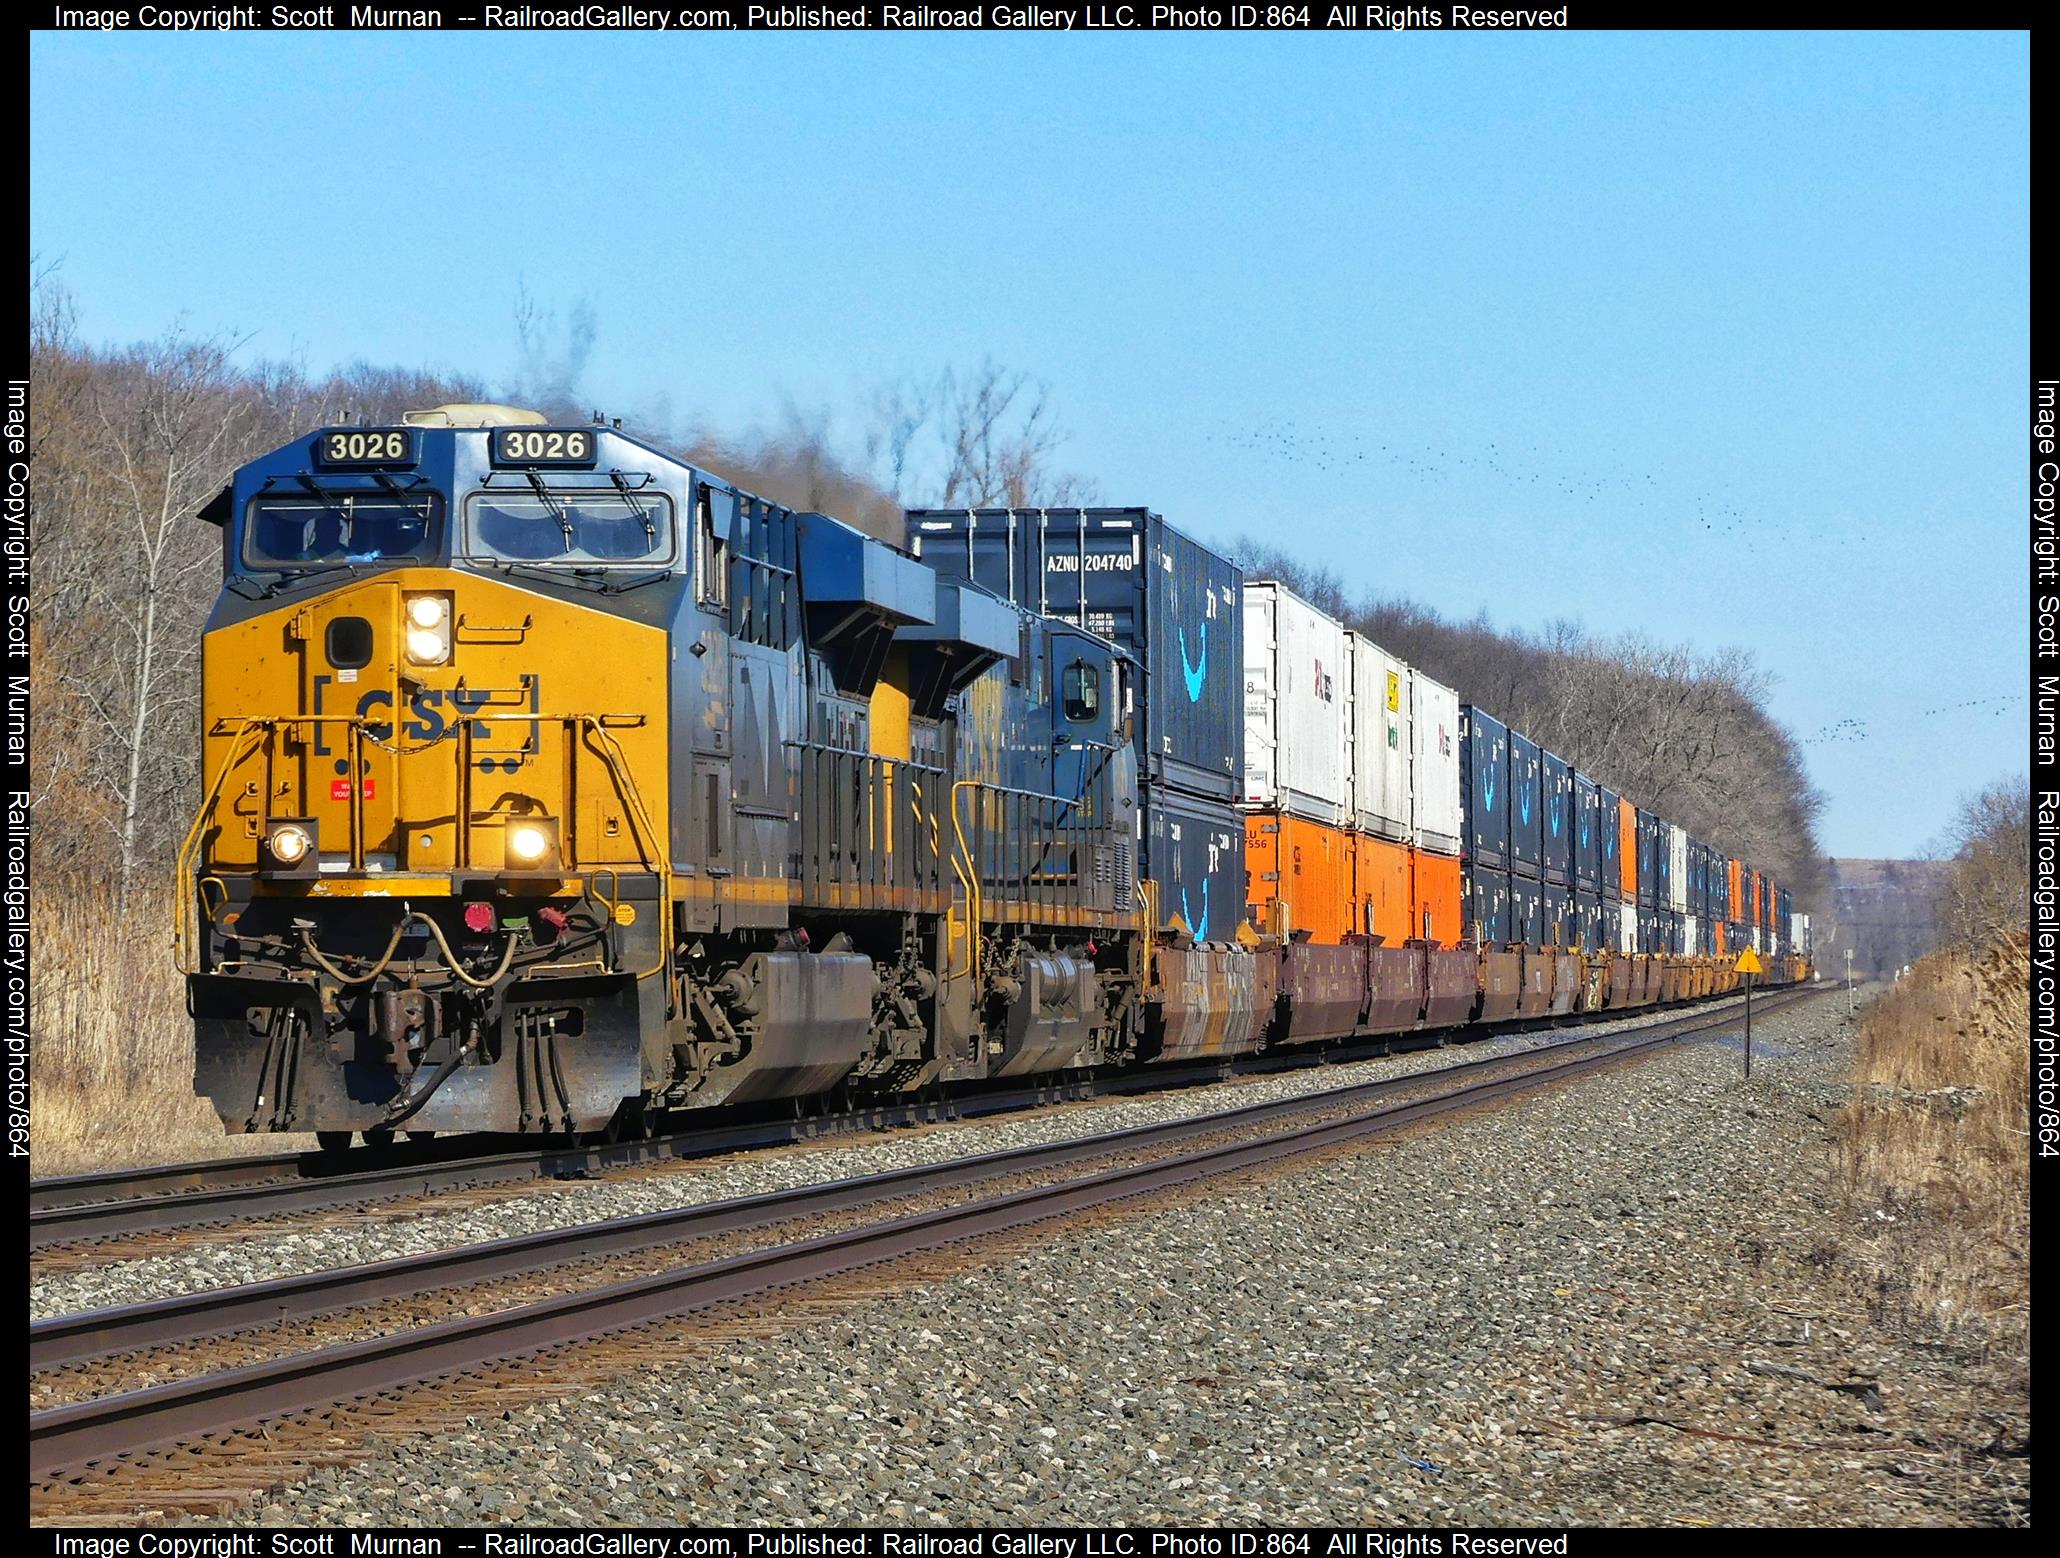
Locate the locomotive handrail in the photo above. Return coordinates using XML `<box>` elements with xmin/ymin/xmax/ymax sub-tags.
<box><xmin>173</xmin><ymin>718</ymin><xmax>268</xmax><ymax>974</ymax></box>
<box><xmin>574</xmin><ymin>714</ymin><xmax>670</xmax><ymax>981</ymax></box>
<box><xmin>179</xmin><ymin>710</ymin><xmax>671</xmax><ymax>984</ymax></box>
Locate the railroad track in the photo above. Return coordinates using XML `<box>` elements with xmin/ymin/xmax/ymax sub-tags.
<box><xmin>28</xmin><ymin>995</ymin><xmax>1760</xmax><ymax>1253</ymax></box>
<box><xmin>29</xmin><ymin>986</ymin><xmax>1818</xmax><ymax>1493</ymax></box>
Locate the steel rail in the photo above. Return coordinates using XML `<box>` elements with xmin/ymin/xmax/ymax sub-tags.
<box><xmin>28</xmin><ymin>988</ymin><xmax>1821</xmax><ymax>1483</ymax></box>
<box><xmin>29</xmin><ymin>987</ymin><xmax>1815</xmax><ymax>1373</ymax></box>
<box><xmin>29</xmin><ymin>987</ymin><xmax>1789</xmax><ymax>1246</ymax></box>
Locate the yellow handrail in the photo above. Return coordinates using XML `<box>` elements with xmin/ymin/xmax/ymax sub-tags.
<box><xmin>173</xmin><ymin>719</ymin><xmax>265</xmax><ymax>974</ymax></box>
<box><xmin>949</xmin><ymin>779</ymin><xmax>984</xmax><ymax>987</ymax></box>
<box><xmin>175</xmin><ymin>711</ymin><xmax>670</xmax><ymax>984</ymax></box>
<box><xmin>577</xmin><ymin>715</ymin><xmax>671</xmax><ymax>981</ymax></box>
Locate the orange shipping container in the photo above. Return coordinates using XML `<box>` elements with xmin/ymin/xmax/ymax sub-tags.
<box><xmin>1356</xmin><ymin>833</ymin><xmax>1414</xmax><ymax>948</ymax></box>
<box><xmin>1245</xmin><ymin>812</ymin><xmax>1358</xmax><ymax>945</ymax></box>
<box><xmin>1617</xmin><ymin>798</ymin><xmax>1638</xmax><ymax>904</ymax></box>
<box><xmin>1726</xmin><ymin>858</ymin><xmax>1742</xmax><ymax>923</ymax></box>
<box><xmin>1412</xmin><ymin>850</ymin><xmax>1464</xmax><ymax>948</ymax></box>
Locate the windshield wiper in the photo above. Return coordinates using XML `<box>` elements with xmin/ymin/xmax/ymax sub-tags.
<box><xmin>521</xmin><ymin>472</ymin><xmax>577</xmax><ymax>554</ymax></box>
<box><xmin>255</xmin><ymin>561</ymin><xmax>360</xmax><ymax>599</ymax></box>
<box><xmin>372</xmin><ymin>470</ymin><xmax>436</xmax><ymax>525</ymax></box>
<box><xmin>494</xmin><ymin>560</ymin><xmax>607</xmax><ymax>594</ymax></box>
<box><xmin>598</xmin><ymin>569</ymin><xmax>671</xmax><ymax>595</ymax></box>
<box><xmin>607</xmin><ymin>469</ymin><xmax>658</xmax><ymax>549</ymax></box>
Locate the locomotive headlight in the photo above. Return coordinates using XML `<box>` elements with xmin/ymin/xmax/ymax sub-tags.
<box><xmin>264</xmin><ymin>820</ymin><xmax>317</xmax><ymax>875</ymax></box>
<box><xmin>506</xmin><ymin>820</ymin><xmax>559</xmax><ymax>867</ymax></box>
<box><xmin>405</xmin><ymin>626</ymin><xmax>449</xmax><ymax>665</ymax></box>
<box><xmin>404</xmin><ymin>595</ymin><xmax>450</xmax><ymax>665</ymax></box>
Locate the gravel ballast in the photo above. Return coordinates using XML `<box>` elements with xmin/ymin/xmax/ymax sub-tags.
<box><xmin>32</xmin><ymin>1000</ymin><xmax>1741</xmax><ymax>1321</ymax></box>
<box><xmin>219</xmin><ymin>988</ymin><xmax>2028</xmax><ymax>1527</ymax></box>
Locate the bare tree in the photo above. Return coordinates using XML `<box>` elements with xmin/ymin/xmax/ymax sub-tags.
<box><xmin>511</xmin><ymin>280</ymin><xmax>598</xmax><ymax>421</ymax></box>
<box><xmin>28</xmin><ymin>277</ymin><xmax>489</xmax><ymax>893</ymax></box>
<box><xmin>867</xmin><ymin>359</ymin><xmax>1095</xmax><ymax>510</ymax></box>
<box><xmin>1935</xmin><ymin>776</ymin><xmax>2030</xmax><ymax>947</ymax></box>
<box><xmin>64</xmin><ymin>332</ymin><xmax>259</xmax><ymax>904</ymax></box>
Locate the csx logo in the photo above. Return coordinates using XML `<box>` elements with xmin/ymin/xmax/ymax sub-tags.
<box><xmin>1312</xmin><ymin>660</ymin><xmax>1333</xmax><ymax>702</ymax></box>
<box><xmin>313</xmin><ymin>676</ymin><xmax>536</xmax><ymax>749</ymax></box>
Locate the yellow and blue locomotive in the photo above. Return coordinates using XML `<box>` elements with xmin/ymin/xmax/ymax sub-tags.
<box><xmin>183</xmin><ymin>406</ymin><xmax>1139</xmax><ymax>1144</ymax></box>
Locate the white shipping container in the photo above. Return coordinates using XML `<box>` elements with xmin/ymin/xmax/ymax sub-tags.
<box><xmin>1683</xmin><ymin>914</ymin><xmax>1700</xmax><ymax>957</ymax></box>
<box><xmin>1667</xmin><ymin>825</ymin><xmax>1689</xmax><ymax>913</ymax></box>
<box><xmin>1346</xmin><ymin>630</ymin><xmax>1412</xmax><ymax>840</ymax></box>
<box><xmin>1791</xmin><ymin>912</ymin><xmax>1810</xmax><ymax>956</ymax></box>
<box><xmin>1241</xmin><ymin>582</ymin><xmax>1348</xmax><ymax>824</ymax></box>
<box><xmin>1409</xmin><ymin>669</ymin><xmax>1463</xmax><ymax>854</ymax></box>
<box><xmin>1618</xmin><ymin>901</ymin><xmax>1637</xmax><ymax>955</ymax></box>
<box><xmin>1751</xmin><ymin>926</ymin><xmax>1763</xmax><ymax>953</ymax></box>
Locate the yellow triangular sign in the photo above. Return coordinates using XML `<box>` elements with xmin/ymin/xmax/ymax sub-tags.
<box><xmin>1734</xmin><ymin>948</ymin><xmax>1765</xmax><ymax>975</ymax></box>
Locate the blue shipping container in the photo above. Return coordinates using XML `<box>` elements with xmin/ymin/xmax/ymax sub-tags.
<box><xmin>1574</xmin><ymin>773</ymin><xmax>1601</xmax><ymax>891</ymax></box>
<box><xmin>1508</xmin><ymin>731</ymin><xmax>1544</xmax><ymax>874</ymax></box>
<box><xmin>908</xmin><ymin>507</ymin><xmax>1242</xmax><ymax>803</ymax></box>
<box><xmin>1635</xmin><ymin>809</ymin><xmax>1661</xmax><ymax>910</ymax></box>
<box><xmin>1542</xmin><ymin>751</ymin><xmax>1573</xmax><ymax>885</ymax></box>
<box><xmin>1460</xmin><ymin>706</ymin><xmax>1510</xmax><ymax>869</ymax></box>
<box><xmin>1142</xmin><ymin>786</ymin><xmax>1245</xmax><ymax>943</ymax></box>
<box><xmin>1465</xmin><ymin>859</ymin><xmax>1510</xmax><ymax>944</ymax></box>
<box><xmin>1575</xmin><ymin>887</ymin><xmax>1604</xmax><ymax>952</ymax></box>
<box><xmin>1599</xmin><ymin>785</ymin><xmax>1621</xmax><ymax>898</ymax></box>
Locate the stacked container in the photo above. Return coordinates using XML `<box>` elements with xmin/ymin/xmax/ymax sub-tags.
<box><xmin>1542</xmin><ymin>752</ymin><xmax>1573</xmax><ymax>889</ymax></box>
<box><xmin>1508</xmin><ymin>731</ymin><xmax>1543</xmax><ymax>889</ymax></box>
<box><xmin>1241</xmin><ymin>583</ymin><xmax>1351</xmax><ymax>941</ymax></box>
<box><xmin>1460</xmin><ymin>706</ymin><xmax>1509</xmax><ymax>946</ymax></box>
<box><xmin>1243</xmin><ymin>583</ymin><xmax>1347</xmax><ymax>826</ymax></box>
<box><xmin>1634</xmin><ymin>810</ymin><xmax>1660</xmax><ymax>929</ymax></box>
<box><xmin>1410</xmin><ymin>671</ymin><xmax>1465</xmax><ymax>941</ymax></box>
<box><xmin>910</xmin><ymin>506</ymin><xmax>1246</xmax><ymax>940</ymax></box>
<box><xmin>1239</xmin><ymin>582</ymin><xmax>1467</xmax><ymax>951</ymax></box>
<box><xmin>1599</xmin><ymin>784</ymin><xmax>1621</xmax><ymax>901</ymax></box>
<box><xmin>1573</xmin><ymin>773</ymin><xmax>1601</xmax><ymax>953</ymax></box>
<box><xmin>1343</xmin><ymin>625</ymin><xmax>1413</xmax><ymax>945</ymax></box>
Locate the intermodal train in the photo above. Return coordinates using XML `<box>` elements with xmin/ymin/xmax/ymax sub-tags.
<box><xmin>180</xmin><ymin>406</ymin><xmax>1810</xmax><ymax>1146</ymax></box>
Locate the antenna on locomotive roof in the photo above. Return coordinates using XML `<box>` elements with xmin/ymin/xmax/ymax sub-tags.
<box><xmin>591</xmin><ymin>409</ymin><xmax>605</xmax><ymax>426</ymax></box>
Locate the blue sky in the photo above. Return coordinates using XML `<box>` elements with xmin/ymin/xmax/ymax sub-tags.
<box><xmin>29</xmin><ymin>29</ymin><xmax>2028</xmax><ymax>857</ymax></box>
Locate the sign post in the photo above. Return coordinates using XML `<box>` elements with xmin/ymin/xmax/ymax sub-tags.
<box><xmin>1734</xmin><ymin>947</ymin><xmax>1765</xmax><ymax>1078</ymax></box>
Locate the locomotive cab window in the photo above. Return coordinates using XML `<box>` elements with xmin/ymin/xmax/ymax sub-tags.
<box><xmin>464</xmin><ymin>487</ymin><xmax>675</xmax><ymax>566</ymax></box>
<box><xmin>243</xmin><ymin>492</ymin><xmax>440</xmax><ymax>569</ymax></box>
<box><xmin>1061</xmin><ymin>659</ymin><xmax>1101</xmax><ymax>723</ymax></box>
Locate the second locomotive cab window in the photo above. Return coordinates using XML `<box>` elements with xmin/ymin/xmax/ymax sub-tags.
<box><xmin>464</xmin><ymin>489</ymin><xmax>675</xmax><ymax>566</ymax></box>
<box><xmin>1061</xmin><ymin>659</ymin><xmax>1101</xmax><ymax>723</ymax></box>
<box><xmin>245</xmin><ymin>493</ymin><xmax>439</xmax><ymax>567</ymax></box>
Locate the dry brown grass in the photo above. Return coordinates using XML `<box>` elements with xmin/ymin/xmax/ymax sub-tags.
<box><xmin>30</xmin><ymin>881</ymin><xmax>311</xmax><ymax>1176</ymax></box>
<box><xmin>1836</xmin><ymin>933</ymin><xmax>2030</xmax><ymax>1346</ymax></box>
